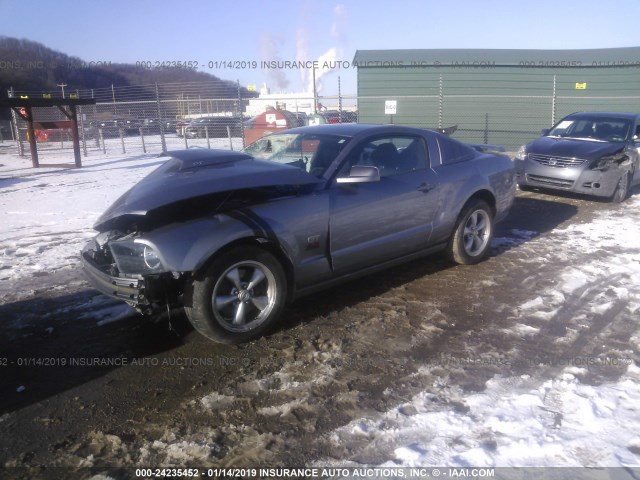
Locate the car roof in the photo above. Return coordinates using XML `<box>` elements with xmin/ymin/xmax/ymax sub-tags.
<box><xmin>564</xmin><ymin>111</ymin><xmax>640</xmax><ymax>121</ymax></box>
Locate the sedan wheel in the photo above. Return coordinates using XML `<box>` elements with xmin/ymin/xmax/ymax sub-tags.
<box><xmin>611</xmin><ymin>171</ymin><xmax>631</xmax><ymax>203</ymax></box>
<box><xmin>184</xmin><ymin>246</ymin><xmax>287</xmax><ymax>344</ymax></box>
<box><xmin>448</xmin><ymin>199</ymin><xmax>494</xmax><ymax>265</ymax></box>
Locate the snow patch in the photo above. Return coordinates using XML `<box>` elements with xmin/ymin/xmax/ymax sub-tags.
<box><xmin>318</xmin><ymin>194</ymin><xmax>640</xmax><ymax>468</ymax></box>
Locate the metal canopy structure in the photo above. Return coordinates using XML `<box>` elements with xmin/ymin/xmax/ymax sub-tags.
<box><xmin>0</xmin><ymin>97</ymin><xmax>96</xmax><ymax>168</ymax></box>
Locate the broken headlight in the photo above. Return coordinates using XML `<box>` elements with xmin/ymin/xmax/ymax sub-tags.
<box><xmin>592</xmin><ymin>151</ymin><xmax>628</xmax><ymax>171</ymax></box>
<box><xmin>514</xmin><ymin>145</ymin><xmax>527</xmax><ymax>161</ymax></box>
<box><xmin>109</xmin><ymin>240</ymin><xmax>166</xmax><ymax>275</ymax></box>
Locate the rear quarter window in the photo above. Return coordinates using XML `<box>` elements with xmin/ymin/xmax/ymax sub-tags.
<box><xmin>437</xmin><ymin>137</ymin><xmax>476</xmax><ymax>165</ymax></box>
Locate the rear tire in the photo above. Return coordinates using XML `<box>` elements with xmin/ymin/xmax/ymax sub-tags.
<box><xmin>448</xmin><ymin>199</ymin><xmax>494</xmax><ymax>265</ymax></box>
<box><xmin>184</xmin><ymin>246</ymin><xmax>287</xmax><ymax>344</ymax></box>
<box><xmin>610</xmin><ymin>171</ymin><xmax>631</xmax><ymax>203</ymax></box>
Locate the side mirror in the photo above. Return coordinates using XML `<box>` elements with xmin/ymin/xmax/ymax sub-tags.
<box><xmin>336</xmin><ymin>165</ymin><xmax>381</xmax><ymax>184</ymax></box>
<box><xmin>541</xmin><ymin>128</ymin><xmax>550</xmax><ymax>136</ymax></box>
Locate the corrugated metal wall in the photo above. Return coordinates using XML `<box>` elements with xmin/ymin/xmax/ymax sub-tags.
<box><xmin>357</xmin><ymin>64</ymin><xmax>640</xmax><ymax>150</ymax></box>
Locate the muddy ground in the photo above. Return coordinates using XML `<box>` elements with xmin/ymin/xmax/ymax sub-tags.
<box><xmin>0</xmin><ymin>188</ymin><xmax>638</xmax><ymax>479</ymax></box>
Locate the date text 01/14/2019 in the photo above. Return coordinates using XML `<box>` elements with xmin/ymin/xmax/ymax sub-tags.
<box><xmin>135</xmin><ymin>60</ymin><xmax>259</xmax><ymax>70</ymax></box>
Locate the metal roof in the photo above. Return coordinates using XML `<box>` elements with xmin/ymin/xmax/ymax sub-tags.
<box><xmin>352</xmin><ymin>47</ymin><xmax>640</xmax><ymax>67</ymax></box>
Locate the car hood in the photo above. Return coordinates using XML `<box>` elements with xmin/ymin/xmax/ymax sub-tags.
<box><xmin>527</xmin><ymin>136</ymin><xmax>625</xmax><ymax>160</ymax></box>
<box><xmin>94</xmin><ymin>149</ymin><xmax>321</xmax><ymax>231</ymax></box>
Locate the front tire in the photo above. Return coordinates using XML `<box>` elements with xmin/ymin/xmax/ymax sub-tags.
<box><xmin>184</xmin><ymin>246</ymin><xmax>287</xmax><ymax>344</ymax></box>
<box><xmin>610</xmin><ymin>171</ymin><xmax>631</xmax><ymax>203</ymax></box>
<box><xmin>448</xmin><ymin>199</ymin><xmax>494</xmax><ymax>265</ymax></box>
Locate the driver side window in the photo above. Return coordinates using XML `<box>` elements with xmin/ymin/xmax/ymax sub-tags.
<box><xmin>342</xmin><ymin>136</ymin><xmax>428</xmax><ymax>177</ymax></box>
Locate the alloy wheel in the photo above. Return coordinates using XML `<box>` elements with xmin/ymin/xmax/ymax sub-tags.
<box><xmin>463</xmin><ymin>209</ymin><xmax>491</xmax><ymax>257</ymax></box>
<box><xmin>211</xmin><ymin>260</ymin><xmax>277</xmax><ymax>332</ymax></box>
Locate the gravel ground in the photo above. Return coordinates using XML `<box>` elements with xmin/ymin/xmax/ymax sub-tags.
<box><xmin>1</xmin><ymin>182</ymin><xmax>639</xmax><ymax>479</ymax></box>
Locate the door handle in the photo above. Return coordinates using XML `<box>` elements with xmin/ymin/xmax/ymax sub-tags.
<box><xmin>417</xmin><ymin>182</ymin><xmax>435</xmax><ymax>193</ymax></box>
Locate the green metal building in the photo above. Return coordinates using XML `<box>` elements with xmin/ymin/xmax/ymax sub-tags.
<box><xmin>353</xmin><ymin>47</ymin><xmax>640</xmax><ymax>149</ymax></box>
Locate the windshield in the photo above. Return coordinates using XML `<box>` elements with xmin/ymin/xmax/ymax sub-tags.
<box><xmin>242</xmin><ymin>132</ymin><xmax>351</xmax><ymax>178</ymax></box>
<box><xmin>547</xmin><ymin>116</ymin><xmax>632</xmax><ymax>143</ymax></box>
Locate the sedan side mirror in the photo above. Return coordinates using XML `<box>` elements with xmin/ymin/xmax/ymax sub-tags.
<box><xmin>541</xmin><ymin>128</ymin><xmax>550</xmax><ymax>136</ymax></box>
<box><xmin>336</xmin><ymin>165</ymin><xmax>381</xmax><ymax>184</ymax></box>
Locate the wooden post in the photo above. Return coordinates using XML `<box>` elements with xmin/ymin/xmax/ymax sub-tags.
<box><xmin>24</xmin><ymin>106</ymin><xmax>39</xmax><ymax>168</ymax></box>
<box><xmin>69</xmin><ymin>104</ymin><xmax>82</xmax><ymax>168</ymax></box>
<box><xmin>1</xmin><ymin>98</ymin><xmax>96</xmax><ymax>168</ymax></box>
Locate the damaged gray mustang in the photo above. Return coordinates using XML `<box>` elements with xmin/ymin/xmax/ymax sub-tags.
<box><xmin>82</xmin><ymin>124</ymin><xmax>515</xmax><ymax>343</ymax></box>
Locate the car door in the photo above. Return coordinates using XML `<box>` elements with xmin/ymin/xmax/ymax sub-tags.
<box><xmin>329</xmin><ymin>134</ymin><xmax>440</xmax><ymax>276</ymax></box>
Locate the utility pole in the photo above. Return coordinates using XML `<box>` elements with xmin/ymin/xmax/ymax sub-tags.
<box><xmin>312</xmin><ymin>66</ymin><xmax>317</xmax><ymax>114</ymax></box>
<box><xmin>57</xmin><ymin>83</ymin><xmax>67</xmax><ymax>99</ymax></box>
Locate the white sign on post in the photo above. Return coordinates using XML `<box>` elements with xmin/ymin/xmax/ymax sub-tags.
<box><xmin>384</xmin><ymin>100</ymin><xmax>397</xmax><ymax>115</ymax></box>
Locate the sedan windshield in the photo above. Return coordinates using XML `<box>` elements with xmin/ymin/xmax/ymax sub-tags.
<box><xmin>547</xmin><ymin>116</ymin><xmax>632</xmax><ymax>143</ymax></box>
<box><xmin>243</xmin><ymin>132</ymin><xmax>351</xmax><ymax>177</ymax></box>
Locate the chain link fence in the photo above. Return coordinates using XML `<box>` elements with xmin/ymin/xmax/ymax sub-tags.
<box><xmin>355</xmin><ymin>91</ymin><xmax>640</xmax><ymax>151</ymax></box>
<box><xmin>4</xmin><ymin>70</ymin><xmax>640</xmax><ymax>163</ymax></box>
<box><xmin>6</xmin><ymin>82</ymin><xmax>252</xmax><ymax>162</ymax></box>
<box><xmin>4</xmin><ymin>81</ymin><xmax>360</xmax><ymax>163</ymax></box>
<box><xmin>355</xmin><ymin>68</ymin><xmax>640</xmax><ymax>150</ymax></box>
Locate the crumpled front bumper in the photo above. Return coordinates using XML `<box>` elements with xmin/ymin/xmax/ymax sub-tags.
<box><xmin>515</xmin><ymin>158</ymin><xmax>625</xmax><ymax>197</ymax></box>
<box><xmin>81</xmin><ymin>248</ymin><xmax>144</xmax><ymax>307</ymax></box>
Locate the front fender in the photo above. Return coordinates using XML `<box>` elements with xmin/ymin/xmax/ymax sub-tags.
<box><xmin>141</xmin><ymin>193</ymin><xmax>330</xmax><ymax>278</ymax></box>
<box><xmin>141</xmin><ymin>214</ymin><xmax>276</xmax><ymax>273</ymax></box>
